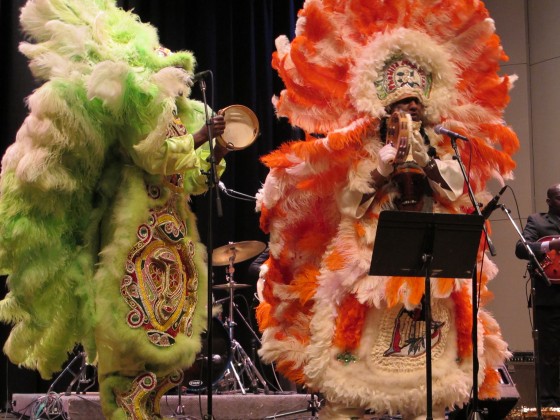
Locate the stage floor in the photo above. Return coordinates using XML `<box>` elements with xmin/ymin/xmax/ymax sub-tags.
<box><xmin>12</xmin><ymin>392</ymin><xmax>313</xmax><ymax>420</ymax></box>
<box><xmin>12</xmin><ymin>392</ymin><xmax>554</xmax><ymax>419</ymax></box>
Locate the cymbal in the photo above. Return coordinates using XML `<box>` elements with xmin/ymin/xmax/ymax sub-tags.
<box><xmin>212</xmin><ymin>283</ymin><xmax>251</xmax><ymax>290</ymax></box>
<box><xmin>212</xmin><ymin>240</ymin><xmax>266</xmax><ymax>266</ymax></box>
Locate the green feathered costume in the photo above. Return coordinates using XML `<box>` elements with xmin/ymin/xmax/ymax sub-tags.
<box><xmin>0</xmin><ymin>1</ymin><xmax>222</xmax><ymax>418</ymax></box>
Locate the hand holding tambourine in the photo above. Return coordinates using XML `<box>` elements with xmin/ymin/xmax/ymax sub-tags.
<box><xmin>377</xmin><ymin>143</ymin><xmax>397</xmax><ymax>177</ymax></box>
<box><xmin>208</xmin><ymin>114</ymin><xmax>226</xmax><ymax>138</ymax></box>
<box><xmin>216</xmin><ymin>105</ymin><xmax>259</xmax><ymax>151</ymax></box>
<box><xmin>386</xmin><ymin>111</ymin><xmax>411</xmax><ymax>165</ymax></box>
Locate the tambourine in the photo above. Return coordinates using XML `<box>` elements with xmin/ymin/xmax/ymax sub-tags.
<box><xmin>217</xmin><ymin>105</ymin><xmax>259</xmax><ymax>151</ymax></box>
<box><xmin>386</xmin><ymin>111</ymin><xmax>427</xmax><ymax>210</ymax></box>
<box><xmin>386</xmin><ymin>111</ymin><xmax>411</xmax><ymax>165</ymax></box>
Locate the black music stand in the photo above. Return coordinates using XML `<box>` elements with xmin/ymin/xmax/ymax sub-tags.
<box><xmin>369</xmin><ymin>211</ymin><xmax>484</xmax><ymax>420</ymax></box>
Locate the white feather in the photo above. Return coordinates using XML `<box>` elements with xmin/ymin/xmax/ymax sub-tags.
<box><xmin>87</xmin><ymin>61</ymin><xmax>129</xmax><ymax>111</ymax></box>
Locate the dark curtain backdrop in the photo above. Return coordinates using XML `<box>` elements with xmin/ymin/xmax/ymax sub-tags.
<box><xmin>0</xmin><ymin>0</ymin><xmax>304</xmax><ymax>409</ymax></box>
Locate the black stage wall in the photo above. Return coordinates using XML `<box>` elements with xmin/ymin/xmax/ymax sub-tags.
<box><xmin>0</xmin><ymin>0</ymin><xmax>304</xmax><ymax>409</ymax></box>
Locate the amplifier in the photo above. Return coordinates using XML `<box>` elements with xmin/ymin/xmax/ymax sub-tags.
<box><xmin>507</xmin><ymin>352</ymin><xmax>536</xmax><ymax>409</ymax></box>
<box><xmin>448</xmin><ymin>364</ymin><xmax>519</xmax><ymax>419</ymax></box>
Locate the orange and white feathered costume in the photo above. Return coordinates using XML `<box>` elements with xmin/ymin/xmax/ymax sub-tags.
<box><xmin>255</xmin><ymin>1</ymin><xmax>519</xmax><ymax>418</ymax></box>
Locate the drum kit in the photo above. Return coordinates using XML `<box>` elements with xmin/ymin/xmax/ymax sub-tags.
<box><xmin>181</xmin><ymin>104</ymin><xmax>269</xmax><ymax>396</ymax></box>
<box><xmin>183</xmin><ymin>239</ymin><xmax>270</xmax><ymax>395</ymax></box>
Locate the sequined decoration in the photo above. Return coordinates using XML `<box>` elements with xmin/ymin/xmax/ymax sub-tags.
<box><xmin>336</xmin><ymin>351</ymin><xmax>358</xmax><ymax>365</ymax></box>
<box><xmin>115</xmin><ymin>372</ymin><xmax>157</xmax><ymax>420</ymax></box>
<box><xmin>149</xmin><ymin>370</ymin><xmax>184</xmax><ymax>415</ymax></box>
<box><xmin>120</xmin><ymin>183</ymin><xmax>198</xmax><ymax>346</ymax></box>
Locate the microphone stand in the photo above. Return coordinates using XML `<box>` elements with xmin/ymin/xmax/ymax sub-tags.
<box><xmin>449</xmin><ymin>140</ymin><xmax>496</xmax><ymax>257</ymax></box>
<box><xmin>449</xmin><ymin>136</ymin><xmax>490</xmax><ymax>420</ymax></box>
<box><xmin>198</xmin><ymin>77</ymin><xmax>222</xmax><ymax>420</ymax></box>
<box><xmin>499</xmin><ymin>203</ymin><xmax>549</xmax><ymax>420</ymax></box>
<box><xmin>219</xmin><ymin>183</ymin><xmax>257</xmax><ymax>202</ymax></box>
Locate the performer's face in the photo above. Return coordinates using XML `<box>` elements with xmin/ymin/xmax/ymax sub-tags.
<box><xmin>390</xmin><ymin>97</ymin><xmax>425</xmax><ymax>122</ymax></box>
<box><xmin>547</xmin><ymin>185</ymin><xmax>560</xmax><ymax>215</ymax></box>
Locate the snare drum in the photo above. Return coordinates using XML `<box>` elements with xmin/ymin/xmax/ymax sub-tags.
<box><xmin>183</xmin><ymin>317</ymin><xmax>231</xmax><ymax>392</ymax></box>
<box><xmin>217</xmin><ymin>105</ymin><xmax>259</xmax><ymax>150</ymax></box>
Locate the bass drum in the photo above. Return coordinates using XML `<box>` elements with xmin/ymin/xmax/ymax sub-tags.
<box><xmin>183</xmin><ymin>317</ymin><xmax>232</xmax><ymax>392</ymax></box>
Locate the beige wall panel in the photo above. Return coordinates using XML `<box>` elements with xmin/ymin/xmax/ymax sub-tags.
<box><xmin>528</xmin><ymin>0</ymin><xmax>560</xmax><ymax>64</ymax></box>
<box><xmin>487</xmin><ymin>218</ymin><xmax>533</xmax><ymax>352</ymax></box>
<box><xmin>530</xmin><ymin>57</ymin><xmax>560</xmax><ymax>209</ymax></box>
<box><xmin>486</xmin><ymin>0</ymin><xmax>527</xmax><ymax>65</ymax></box>
<box><xmin>485</xmin><ymin>0</ymin><xmax>560</xmax><ymax>352</ymax></box>
<box><xmin>473</xmin><ymin>1</ymin><xmax>534</xmax><ymax>351</ymax></box>
<box><xmin>497</xmin><ymin>64</ymin><xmax>532</xmax><ymax>216</ymax></box>
<box><xmin>486</xmin><ymin>63</ymin><xmax>533</xmax><ymax>352</ymax></box>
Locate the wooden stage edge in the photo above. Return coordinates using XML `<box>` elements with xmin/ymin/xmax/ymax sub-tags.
<box><xmin>12</xmin><ymin>392</ymin><xmax>313</xmax><ymax>420</ymax></box>
<box><xmin>11</xmin><ymin>392</ymin><xmax>560</xmax><ymax>419</ymax></box>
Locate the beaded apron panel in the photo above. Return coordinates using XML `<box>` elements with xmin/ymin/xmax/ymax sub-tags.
<box><xmin>120</xmin><ymin>177</ymin><xmax>199</xmax><ymax>347</ymax></box>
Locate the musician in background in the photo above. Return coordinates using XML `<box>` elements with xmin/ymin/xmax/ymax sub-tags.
<box><xmin>515</xmin><ymin>183</ymin><xmax>560</xmax><ymax>407</ymax></box>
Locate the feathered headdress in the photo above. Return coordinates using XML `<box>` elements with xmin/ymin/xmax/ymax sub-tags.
<box><xmin>270</xmin><ymin>0</ymin><xmax>518</xmax><ymax>185</ymax></box>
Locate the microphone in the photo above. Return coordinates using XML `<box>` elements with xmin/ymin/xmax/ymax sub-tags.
<box><xmin>191</xmin><ymin>70</ymin><xmax>211</xmax><ymax>82</ymax></box>
<box><xmin>218</xmin><ymin>181</ymin><xmax>227</xmax><ymax>192</ymax></box>
<box><xmin>480</xmin><ymin>185</ymin><xmax>507</xmax><ymax>219</ymax></box>
<box><xmin>213</xmin><ymin>296</ymin><xmax>229</xmax><ymax>305</ymax></box>
<box><xmin>217</xmin><ymin>181</ymin><xmax>257</xmax><ymax>201</ymax></box>
<box><xmin>434</xmin><ymin>125</ymin><xmax>469</xmax><ymax>141</ymax></box>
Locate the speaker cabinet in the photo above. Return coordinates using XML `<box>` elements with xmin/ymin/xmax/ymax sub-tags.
<box><xmin>448</xmin><ymin>364</ymin><xmax>520</xmax><ymax>419</ymax></box>
<box><xmin>507</xmin><ymin>352</ymin><xmax>536</xmax><ymax>409</ymax></box>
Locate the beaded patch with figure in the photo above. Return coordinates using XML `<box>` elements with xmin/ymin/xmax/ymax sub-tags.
<box><xmin>120</xmin><ymin>191</ymin><xmax>199</xmax><ymax>346</ymax></box>
<box><xmin>371</xmin><ymin>302</ymin><xmax>450</xmax><ymax>372</ymax></box>
<box><xmin>383</xmin><ymin>305</ymin><xmax>445</xmax><ymax>357</ymax></box>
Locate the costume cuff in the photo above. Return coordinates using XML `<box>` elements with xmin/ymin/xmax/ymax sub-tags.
<box><xmin>336</xmin><ymin>188</ymin><xmax>373</xmax><ymax>219</ymax></box>
<box><xmin>429</xmin><ymin>158</ymin><xmax>463</xmax><ymax>201</ymax></box>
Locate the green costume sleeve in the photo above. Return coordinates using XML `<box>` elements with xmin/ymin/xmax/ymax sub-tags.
<box><xmin>128</xmin><ymin>95</ymin><xmax>226</xmax><ymax>196</ymax></box>
<box><xmin>178</xmin><ymin>98</ymin><xmax>227</xmax><ymax>195</ymax></box>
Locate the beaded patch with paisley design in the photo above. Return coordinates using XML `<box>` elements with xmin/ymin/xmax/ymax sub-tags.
<box><xmin>115</xmin><ymin>372</ymin><xmax>157</xmax><ymax>420</ymax></box>
<box><xmin>120</xmin><ymin>186</ymin><xmax>199</xmax><ymax>347</ymax></box>
<box><xmin>150</xmin><ymin>370</ymin><xmax>184</xmax><ymax>415</ymax></box>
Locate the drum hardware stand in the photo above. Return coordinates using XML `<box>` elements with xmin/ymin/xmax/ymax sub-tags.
<box><xmin>48</xmin><ymin>349</ymin><xmax>96</xmax><ymax>395</ymax></box>
<box><xmin>221</xmin><ymin>251</ymin><xmax>269</xmax><ymax>395</ymax></box>
<box><xmin>197</xmin><ymin>73</ymin><xmax>221</xmax><ymax>420</ymax></box>
<box><xmin>171</xmin><ymin>383</ymin><xmax>198</xmax><ymax>420</ymax></box>
<box><xmin>215</xmin><ymin>295</ymin><xmax>263</xmax><ymax>345</ymax></box>
<box><xmin>172</xmin><ymin>384</ymin><xmax>187</xmax><ymax>419</ymax></box>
